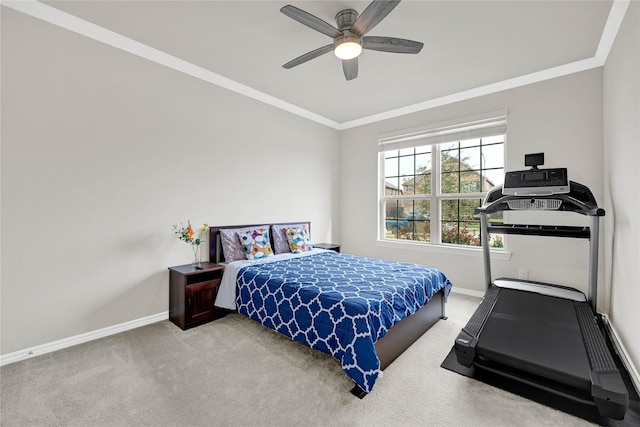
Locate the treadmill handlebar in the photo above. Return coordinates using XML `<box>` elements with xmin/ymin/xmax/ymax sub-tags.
<box><xmin>485</xmin><ymin>223</ymin><xmax>591</xmax><ymax>239</ymax></box>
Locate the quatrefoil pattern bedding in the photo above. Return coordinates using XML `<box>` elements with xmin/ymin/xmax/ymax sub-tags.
<box><xmin>236</xmin><ymin>250</ymin><xmax>452</xmax><ymax>393</ymax></box>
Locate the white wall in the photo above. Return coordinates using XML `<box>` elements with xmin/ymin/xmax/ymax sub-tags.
<box><xmin>603</xmin><ymin>0</ymin><xmax>640</xmax><ymax>381</ymax></box>
<box><xmin>2</xmin><ymin>3</ymin><xmax>637</xmax><ymax>382</ymax></box>
<box><xmin>340</xmin><ymin>70</ymin><xmax>604</xmax><ymax>303</ymax></box>
<box><xmin>1</xmin><ymin>9</ymin><xmax>340</xmax><ymax>355</ymax></box>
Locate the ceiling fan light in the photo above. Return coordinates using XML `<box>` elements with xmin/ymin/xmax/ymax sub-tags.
<box><xmin>334</xmin><ymin>38</ymin><xmax>362</xmax><ymax>60</ymax></box>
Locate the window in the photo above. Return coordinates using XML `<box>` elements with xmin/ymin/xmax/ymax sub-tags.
<box><xmin>380</xmin><ymin>113</ymin><xmax>506</xmax><ymax>248</ymax></box>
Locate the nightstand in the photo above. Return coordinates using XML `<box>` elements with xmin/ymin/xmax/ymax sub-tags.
<box><xmin>168</xmin><ymin>262</ymin><xmax>227</xmax><ymax>330</ymax></box>
<box><xmin>313</xmin><ymin>243</ymin><xmax>341</xmax><ymax>253</ymax></box>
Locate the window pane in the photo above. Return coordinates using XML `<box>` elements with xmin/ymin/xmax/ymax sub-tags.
<box><xmin>413</xmin><ymin>174</ymin><xmax>431</xmax><ymax>195</ymax></box>
<box><xmin>459</xmin><ymin>222</ymin><xmax>481</xmax><ymax>246</ymax></box>
<box><xmin>384</xmin><ymin>200</ymin><xmax>402</xmax><ymax>239</ymax></box>
<box><xmin>385</xmin><ymin>200</ymin><xmax>405</xmax><ymax>239</ymax></box>
<box><xmin>414</xmin><ymin>151</ymin><xmax>432</xmax><ymax>195</ymax></box>
<box><xmin>384</xmin><ymin>149</ymin><xmax>399</xmax><ymax>159</ymax></box>
<box><xmin>400</xmin><ymin>177</ymin><xmax>414</xmax><ymax>194</ymax></box>
<box><xmin>384</xmin><ymin>178</ymin><xmax>401</xmax><ymax>195</ymax></box>
<box><xmin>441</xmin><ymin>171</ymin><xmax>459</xmax><ymax>193</ymax></box>
<box><xmin>399</xmin><ymin>147</ymin><xmax>414</xmax><ymax>156</ymax></box>
<box><xmin>460</xmin><ymin>199</ymin><xmax>482</xmax><ymax>220</ymax></box>
<box><xmin>441</xmin><ymin>150</ymin><xmax>460</xmax><ymax>173</ymax></box>
<box><xmin>410</xmin><ymin>219</ymin><xmax>430</xmax><ymax>242</ymax></box>
<box><xmin>414</xmin><ymin>199</ymin><xmax>431</xmax><ymax>219</ymax></box>
<box><xmin>415</xmin><ymin>153</ymin><xmax>430</xmax><ymax>174</ymax></box>
<box><xmin>398</xmin><ymin>199</ymin><xmax>415</xmax><ymax>241</ymax></box>
<box><xmin>482</xmin><ymin>144</ymin><xmax>504</xmax><ymax>169</ymax></box>
<box><xmin>399</xmin><ymin>156</ymin><xmax>414</xmax><ymax>176</ymax></box>
<box><xmin>441</xmin><ymin>199</ymin><xmax>459</xmax><ymax>221</ymax></box>
<box><xmin>387</xmin><ymin>199</ymin><xmax>406</xmax><ymax>220</ymax></box>
<box><xmin>441</xmin><ymin>221</ymin><xmax>481</xmax><ymax>246</ymax></box>
<box><xmin>441</xmin><ymin>221</ymin><xmax>459</xmax><ymax>244</ymax></box>
<box><xmin>460</xmin><ymin>147</ymin><xmax>481</xmax><ymax>170</ymax></box>
<box><xmin>385</xmin><ymin>157</ymin><xmax>398</xmax><ymax>178</ymax></box>
<box><xmin>460</xmin><ymin>171</ymin><xmax>481</xmax><ymax>193</ymax></box>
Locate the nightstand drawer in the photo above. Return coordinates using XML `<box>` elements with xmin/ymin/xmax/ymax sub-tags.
<box><xmin>186</xmin><ymin>278</ymin><xmax>221</xmax><ymax>291</ymax></box>
<box><xmin>186</xmin><ymin>270</ymin><xmax>222</xmax><ymax>285</ymax></box>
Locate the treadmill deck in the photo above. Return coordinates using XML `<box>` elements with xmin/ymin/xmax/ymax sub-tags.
<box><xmin>475</xmin><ymin>287</ymin><xmax>591</xmax><ymax>391</ymax></box>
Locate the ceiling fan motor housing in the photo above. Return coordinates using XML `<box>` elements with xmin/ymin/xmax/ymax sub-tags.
<box><xmin>335</xmin><ymin>9</ymin><xmax>359</xmax><ymax>31</ymax></box>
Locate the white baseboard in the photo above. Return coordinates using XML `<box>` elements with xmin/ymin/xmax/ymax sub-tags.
<box><xmin>0</xmin><ymin>311</ymin><xmax>169</xmax><ymax>367</ymax></box>
<box><xmin>601</xmin><ymin>314</ymin><xmax>640</xmax><ymax>395</ymax></box>
<box><xmin>450</xmin><ymin>287</ymin><xmax>485</xmax><ymax>298</ymax></box>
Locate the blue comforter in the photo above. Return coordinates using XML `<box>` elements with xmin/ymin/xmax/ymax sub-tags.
<box><xmin>236</xmin><ymin>251</ymin><xmax>452</xmax><ymax>393</ymax></box>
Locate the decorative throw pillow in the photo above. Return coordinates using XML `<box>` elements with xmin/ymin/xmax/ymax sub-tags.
<box><xmin>272</xmin><ymin>223</ymin><xmax>309</xmax><ymax>254</ymax></box>
<box><xmin>284</xmin><ymin>225</ymin><xmax>313</xmax><ymax>253</ymax></box>
<box><xmin>220</xmin><ymin>225</ymin><xmax>270</xmax><ymax>262</ymax></box>
<box><xmin>239</xmin><ymin>228</ymin><xmax>274</xmax><ymax>260</ymax></box>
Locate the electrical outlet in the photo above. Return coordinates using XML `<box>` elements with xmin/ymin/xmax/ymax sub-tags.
<box><xmin>518</xmin><ymin>269</ymin><xmax>529</xmax><ymax>280</ymax></box>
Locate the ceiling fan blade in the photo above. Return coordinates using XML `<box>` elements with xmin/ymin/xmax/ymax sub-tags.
<box><xmin>350</xmin><ymin>0</ymin><xmax>401</xmax><ymax>36</ymax></box>
<box><xmin>283</xmin><ymin>44</ymin><xmax>334</xmax><ymax>69</ymax></box>
<box><xmin>362</xmin><ymin>36</ymin><xmax>424</xmax><ymax>54</ymax></box>
<box><xmin>280</xmin><ymin>5</ymin><xmax>343</xmax><ymax>38</ymax></box>
<box><xmin>342</xmin><ymin>58</ymin><xmax>358</xmax><ymax>81</ymax></box>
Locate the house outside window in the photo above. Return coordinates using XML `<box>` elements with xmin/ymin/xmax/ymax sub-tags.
<box><xmin>379</xmin><ymin>113</ymin><xmax>506</xmax><ymax>248</ymax></box>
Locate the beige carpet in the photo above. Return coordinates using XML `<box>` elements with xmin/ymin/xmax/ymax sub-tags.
<box><xmin>0</xmin><ymin>293</ymin><xmax>595</xmax><ymax>426</ymax></box>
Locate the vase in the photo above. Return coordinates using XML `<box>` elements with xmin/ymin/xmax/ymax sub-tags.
<box><xmin>192</xmin><ymin>244</ymin><xmax>203</xmax><ymax>269</ymax></box>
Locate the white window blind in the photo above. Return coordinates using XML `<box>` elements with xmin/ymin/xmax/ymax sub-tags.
<box><xmin>379</xmin><ymin>114</ymin><xmax>507</xmax><ymax>152</ymax></box>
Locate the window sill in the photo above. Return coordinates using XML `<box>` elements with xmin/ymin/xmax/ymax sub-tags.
<box><xmin>376</xmin><ymin>239</ymin><xmax>512</xmax><ymax>261</ymax></box>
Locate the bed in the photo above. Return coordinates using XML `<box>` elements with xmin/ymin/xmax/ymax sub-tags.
<box><xmin>209</xmin><ymin>222</ymin><xmax>452</xmax><ymax>397</ymax></box>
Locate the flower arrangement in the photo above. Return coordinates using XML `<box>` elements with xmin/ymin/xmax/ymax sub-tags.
<box><xmin>173</xmin><ymin>220</ymin><xmax>208</xmax><ymax>267</ymax></box>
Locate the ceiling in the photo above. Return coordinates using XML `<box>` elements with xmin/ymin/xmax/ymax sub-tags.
<box><xmin>7</xmin><ymin>1</ymin><xmax>627</xmax><ymax>129</ymax></box>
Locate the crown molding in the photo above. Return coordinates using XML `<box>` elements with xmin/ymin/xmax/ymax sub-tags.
<box><xmin>2</xmin><ymin>0</ymin><xmax>631</xmax><ymax>131</ymax></box>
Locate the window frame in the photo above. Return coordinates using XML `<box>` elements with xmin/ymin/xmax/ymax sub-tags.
<box><xmin>377</xmin><ymin>112</ymin><xmax>509</xmax><ymax>254</ymax></box>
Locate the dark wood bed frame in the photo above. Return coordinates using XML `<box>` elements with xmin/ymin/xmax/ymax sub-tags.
<box><xmin>209</xmin><ymin>222</ymin><xmax>447</xmax><ymax>397</ymax></box>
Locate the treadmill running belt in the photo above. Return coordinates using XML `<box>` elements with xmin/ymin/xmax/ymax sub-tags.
<box><xmin>475</xmin><ymin>288</ymin><xmax>591</xmax><ymax>391</ymax></box>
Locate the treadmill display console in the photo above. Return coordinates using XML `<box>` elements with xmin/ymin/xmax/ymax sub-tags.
<box><xmin>503</xmin><ymin>168</ymin><xmax>569</xmax><ymax>196</ymax></box>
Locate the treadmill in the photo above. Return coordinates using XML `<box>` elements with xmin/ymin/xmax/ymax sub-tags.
<box><xmin>454</xmin><ymin>153</ymin><xmax>629</xmax><ymax>420</ymax></box>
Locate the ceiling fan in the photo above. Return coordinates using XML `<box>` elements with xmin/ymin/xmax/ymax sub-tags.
<box><xmin>281</xmin><ymin>0</ymin><xmax>423</xmax><ymax>81</ymax></box>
